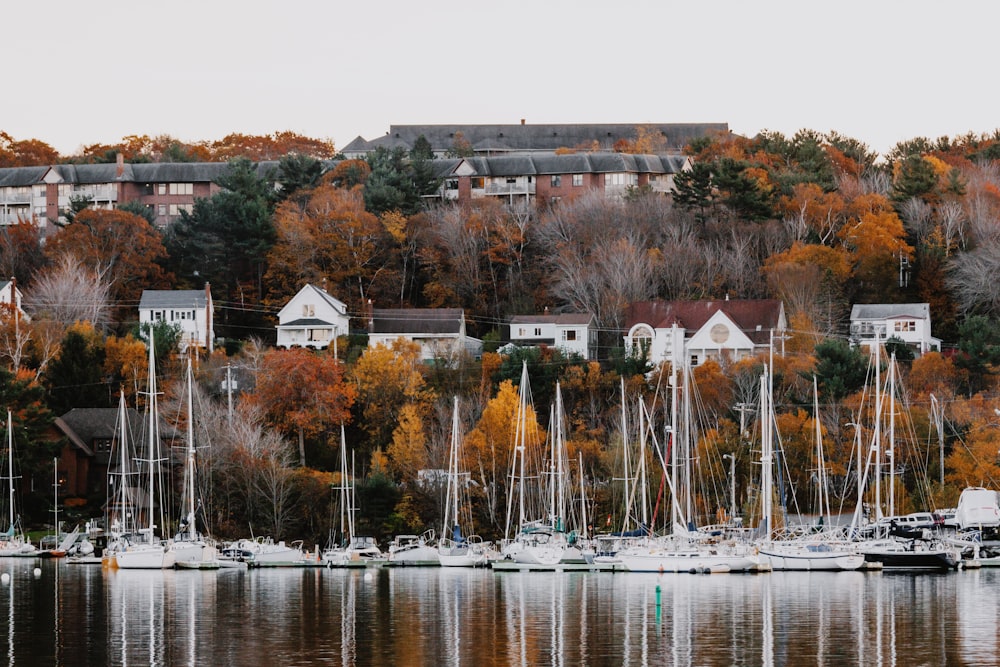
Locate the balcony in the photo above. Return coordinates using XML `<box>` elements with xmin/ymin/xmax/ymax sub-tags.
<box><xmin>71</xmin><ymin>186</ymin><xmax>118</xmax><ymax>202</ymax></box>
<box><xmin>0</xmin><ymin>193</ymin><xmax>31</xmax><ymax>205</ymax></box>
<box><xmin>483</xmin><ymin>182</ymin><xmax>535</xmax><ymax>197</ymax></box>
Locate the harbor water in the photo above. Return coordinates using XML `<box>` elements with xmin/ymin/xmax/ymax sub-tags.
<box><xmin>5</xmin><ymin>560</ymin><xmax>1000</xmax><ymax>666</ymax></box>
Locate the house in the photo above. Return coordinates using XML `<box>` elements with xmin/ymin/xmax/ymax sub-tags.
<box><xmin>431</xmin><ymin>152</ymin><xmax>691</xmax><ymax>206</ymax></box>
<box><xmin>624</xmin><ymin>299</ymin><xmax>787</xmax><ymax>367</ymax></box>
<box><xmin>52</xmin><ymin>407</ymin><xmax>144</xmax><ymax>503</ymax></box>
<box><xmin>138</xmin><ymin>285</ymin><xmax>214</xmax><ymax>353</ymax></box>
<box><xmin>849</xmin><ymin>303</ymin><xmax>940</xmax><ymax>355</ymax></box>
<box><xmin>53</xmin><ymin>406</ymin><xmax>177</xmax><ymax>518</ymax></box>
<box><xmin>368</xmin><ymin>307</ymin><xmax>482</xmax><ymax>361</ymax></box>
<box><xmin>275</xmin><ymin>284</ymin><xmax>351</xmax><ymax>350</ymax></box>
<box><xmin>0</xmin><ymin>278</ymin><xmax>28</xmax><ymax>321</ymax></box>
<box><xmin>509</xmin><ymin>312</ymin><xmax>597</xmax><ymax>360</ymax></box>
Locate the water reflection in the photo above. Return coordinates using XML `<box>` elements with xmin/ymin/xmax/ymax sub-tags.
<box><xmin>4</xmin><ymin>563</ymin><xmax>1000</xmax><ymax>665</ymax></box>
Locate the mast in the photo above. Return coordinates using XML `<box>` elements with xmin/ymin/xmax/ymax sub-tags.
<box><xmin>146</xmin><ymin>329</ymin><xmax>158</xmax><ymax>545</ymax></box>
<box><xmin>5</xmin><ymin>411</ymin><xmax>13</xmax><ymax>533</ymax></box>
<box><xmin>443</xmin><ymin>397</ymin><xmax>460</xmax><ymax>540</ymax></box>
<box><xmin>760</xmin><ymin>368</ymin><xmax>773</xmax><ymax>540</ymax></box>
<box><xmin>183</xmin><ymin>358</ymin><xmax>197</xmax><ymax>541</ymax></box>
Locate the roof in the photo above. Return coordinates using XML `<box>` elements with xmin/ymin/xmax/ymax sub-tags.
<box><xmin>55</xmin><ymin>407</ymin><xmax>147</xmax><ymax>457</ymax></box>
<box><xmin>371</xmin><ymin>308</ymin><xmax>464</xmax><ymax>335</ymax></box>
<box><xmin>278</xmin><ymin>318</ymin><xmax>339</xmax><ymax>328</ymax></box>
<box><xmin>349</xmin><ymin>123</ymin><xmax>728</xmax><ymax>155</ymax></box>
<box><xmin>440</xmin><ymin>152</ymin><xmax>683</xmax><ymax>178</ymax></box>
<box><xmin>626</xmin><ymin>299</ymin><xmax>785</xmax><ymax>345</ymax></box>
<box><xmin>139</xmin><ymin>289</ymin><xmax>210</xmax><ymax>309</ymax></box>
<box><xmin>510</xmin><ymin>313</ymin><xmax>593</xmax><ymax>326</ymax></box>
<box><xmin>850</xmin><ymin>303</ymin><xmax>931</xmax><ymax>321</ymax></box>
<box><xmin>0</xmin><ymin>160</ymin><xmax>281</xmax><ymax>187</ymax></box>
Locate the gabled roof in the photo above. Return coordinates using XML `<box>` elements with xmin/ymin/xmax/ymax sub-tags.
<box><xmin>627</xmin><ymin>299</ymin><xmax>784</xmax><ymax>345</ymax></box>
<box><xmin>139</xmin><ymin>289</ymin><xmax>210</xmax><ymax>309</ymax></box>
<box><xmin>55</xmin><ymin>407</ymin><xmax>146</xmax><ymax>457</ymax></box>
<box><xmin>371</xmin><ymin>308</ymin><xmax>464</xmax><ymax>335</ymax></box>
<box><xmin>510</xmin><ymin>313</ymin><xmax>593</xmax><ymax>326</ymax></box>
<box><xmin>850</xmin><ymin>303</ymin><xmax>931</xmax><ymax>321</ymax></box>
<box><xmin>278</xmin><ymin>317</ymin><xmax>339</xmax><ymax>328</ymax></box>
<box><xmin>0</xmin><ymin>166</ymin><xmax>49</xmax><ymax>187</ymax></box>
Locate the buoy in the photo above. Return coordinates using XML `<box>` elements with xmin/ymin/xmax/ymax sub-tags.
<box><xmin>1</xmin><ymin>573</ymin><xmax>9</xmax><ymax>584</ymax></box>
<box><xmin>33</xmin><ymin>568</ymin><xmax>41</xmax><ymax>578</ymax></box>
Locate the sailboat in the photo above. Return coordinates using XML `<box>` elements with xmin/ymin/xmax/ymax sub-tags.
<box><xmin>756</xmin><ymin>374</ymin><xmax>865</xmax><ymax>571</ymax></box>
<box><xmin>115</xmin><ymin>330</ymin><xmax>176</xmax><ymax>569</ymax></box>
<box><xmin>849</xmin><ymin>346</ymin><xmax>959</xmax><ymax>571</ymax></box>
<box><xmin>322</xmin><ymin>424</ymin><xmax>382</xmax><ymax>567</ymax></box>
<box><xmin>0</xmin><ymin>411</ymin><xmax>36</xmax><ymax>557</ymax></box>
<box><xmin>617</xmin><ymin>327</ymin><xmax>760</xmax><ymax>573</ymax></box>
<box><xmin>496</xmin><ymin>365</ymin><xmax>571</xmax><ymax>569</ymax></box>
<box><xmin>171</xmin><ymin>358</ymin><xmax>220</xmax><ymax>569</ymax></box>
<box><xmin>437</xmin><ymin>397</ymin><xmax>489</xmax><ymax>567</ymax></box>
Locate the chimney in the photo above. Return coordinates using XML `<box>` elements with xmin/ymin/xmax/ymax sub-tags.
<box><xmin>544</xmin><ymin>306</ymin><xmax>549</xmax><ymax>316</ymax></box>
<box><xmin>520</xmin><ymin>118</ymin><xmax>525</xmax><ymax>125</ymax></box>
<box><xmin>116</xmin><ymin>153</ymin><xmax>124</xmax><ymax>178</ymax></box>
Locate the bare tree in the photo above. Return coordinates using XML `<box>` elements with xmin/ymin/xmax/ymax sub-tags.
<box><xmin>948</xmin><ymin>241</ymin><xmax>1000</xmax><ymax>315</ymax></box>
<box><xmin>23</xmin><ymin>254</ymin><xmax>112</xmax><ymax>328</ymax></box>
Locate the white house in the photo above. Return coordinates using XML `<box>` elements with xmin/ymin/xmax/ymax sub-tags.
<box><xmin>624</xmin><ymin>299</ymin><xmax>786</xmax><ymax>367</ymax></box>
<box><xmin>509</xmin><ymin>312</ymin><xmax>596</xmax><ymax>359</ymax></box>
<box><xmin>138</xmin><ymin>285</ymin><xmax>213</xmax><ymax>354</ymax></box>
<box><xmin>849</xmin><ymin>303</ymin><xmax>940</xmax><ymax>355</ymax></box>
<box><xmin>368</xmin><ymin>308</ymin><xmax>482</xmax><ymax>361</ymax></box>
<box><xmin>275</xmin><ymin>284</ymin><xmax>351</xmax><ymax>350</ymax></box>
<box><xmin>0</xmin><ymin>279</ymin><xmax>28</xmax><ymax>322</ymax></box>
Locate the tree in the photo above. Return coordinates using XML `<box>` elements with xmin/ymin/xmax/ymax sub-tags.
<box><xmin>23</xmin><ymin>255</ymin><xmax>113</xmax><ymax>329</ymax></box>
<box><xmin>953</xmin><ymin>315</ymin><xmax>1000</xmax><ymax>394</ymax></box>
<box><xmin>363</xmin><ymin>147</ymin><xmax>422</xmax><ymax>216</ymax></box>
<box><xmin>248</xmin><ymin>347</ymin><xmax>356</xmax><ymax>467</ymax></box>
<box><xmin>164</xmin><ymin>158</ymin><xmax>277</xmax><ymax>337</ymax></box>
<box><xmin>103</xmin><ymin>334</ymin><xmax>149</xmax><ymax>401</ymax></box>
<box><xmin>45</xmin><ymin>322</ymin><xmax>109</xmax><ymax>413</ymax></box>
<box><xmin>387</xmin><ymin>404</ymin><xmax>428</xmax><ymax>484</ymax></box>
<box><xmin>0</xmin><ymin>220</ymin><xmax>45</xmax><ymax>287</ymax></box>
<box><xmin>812</xmin><ymin>339</ymin><xmax>867</xmax><ymax>402</ymax></box>
<box><xmin>351</xmin><ymin>339</ymin><xmax>434</xmax><ymax>452</ymax></box>
<box><xmin>893</xmin><ymin>154</ymin><xmax>939</xmax><ymax>204</ymax></box>
<box><xmin>43</xmin><ymin>208</ymin><xmax>171</xmax><ymax>311</ymax></box>
<box><xmin>277</xmin><ymin>153</ymin><xmax>324</xmax><ymax>202</ymax></box>
<box><xmin>672</xmin><ymin>162</ymin><xmax>715</xmax><ymax>223</ymax></box>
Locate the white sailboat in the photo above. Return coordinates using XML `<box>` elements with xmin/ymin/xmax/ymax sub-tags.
<box><xmin>115</xmin><ymin>330</ymin><xmax>176</xmax><ymax>569</ymax></box>
<box><xmin>756</xmin><ymin>374</ymin><xmax>864</xmax><ymax>571</ymax></box>
<box><xmin>171</xmin><ymin>358</ymin><xmax>220</xmax><ymax>569</ymax></box>
<box><xmin>438</xmin><ymin>397</ymin><xmax>489</xmax><ymax>567</ymax></box>
<box><xmin>617</xmin><ymin>328</ymin><xmax>759</xmax><ymax>574</ymax></box>
<box><xmin>322</xmin><ymin>424</ymin><xmax>382</xmax><ymax>567</ymax></box>
<box><xmin>0</xmin><ymin>411</ymin><xmax>36</xmax><ymax>557</ymax></box>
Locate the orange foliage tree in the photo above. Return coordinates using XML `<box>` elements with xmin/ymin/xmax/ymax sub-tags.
<box><xmin>248</xmin><ymin>347</ymin><xmax>356</xmax><ymax>467</ymax></box>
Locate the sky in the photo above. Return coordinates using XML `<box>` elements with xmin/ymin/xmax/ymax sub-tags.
<box><xmin>7</xmin><ymin>1</ymin><xmax>1000</xmax><ymax>158</ymax></box>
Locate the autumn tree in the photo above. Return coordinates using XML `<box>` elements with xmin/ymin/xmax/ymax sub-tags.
<box><xmin>247</xmin><ymin>347</ymin><xmax>356</xmax><ymax>467</ymax></box>
<box><xmin>351</xmin><ymin>339</ymin><xmax>434</xmax><ymax>452</ymax></box>
<box><xmin>387</xmin><ymin>403</ymin><xmax>428</xmax><ymax>484</ymax></box>
<box><xmin>0</xmin><ymin>220</ymin><xmax>45</xmax><ymax>287</ymax></box>
<box><xmin>42</xmin><ymin>208</ymin><xmax>171</xmax><ymax>312</ymax></box>
<box><xmin>103</xmin><ymin>334</ymin><xmax>148</xmax><ymax>402</ymax></box>
<box><xmin>0</xmin><ymin>132</ymin><xmax>60</xmax><ymax>167</ymax></box>
<box><xmin>264</xmin><ymin>183</ymin><xmax>398</xmax><ymax>312</ymax></box>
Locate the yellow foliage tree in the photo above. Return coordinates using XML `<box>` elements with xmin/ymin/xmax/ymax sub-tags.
<box><xmin>387</xmin><ymin>404</ymin><xmax>427</xmax><ymax>483</ymax></box>
<box><xmin>351</xmin><ymin>338</ymin><xmax>435</xmax><ymax>451</ymax></box>
<box><xmin>945</xmin><ymin>417</ymin><xmax>1000</xmax><ymax>489</ymax></box>
<box><xmin>103</xmin><ymin>334</ymin><xmax>148</xmax><ymax>401</ymax></box>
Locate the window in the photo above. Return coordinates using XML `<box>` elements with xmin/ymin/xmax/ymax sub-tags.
<box><xmin>169</xmin><ymin>204</ymin><xmax>193</xmax><ymax>216</ymax></box>
<box><xmin>94</xmin><ymin>438</ymin><xmax>112</xmax><ymax>454</ymax></box>
<box><xmin>518</xmin><ymin>327</ymin><xmax>526</xmax><ymax>336</ymax></box>
<box><xmin>158</xmin><ymin>204</ymin><xmax>167</xmax><ymax>216</ymax></box>
<box><xmin>562</xmin><ymin>329</ymin><xmax>577</xmax><ymax>341</ymax></box>
<box><xmin>894</xmin><ymin>321</ymin><xmax>916</xmax><ymax>332</ymax></box>
<box><xmin>572</xmin><ymin>174</ymin><xmax>583</xmax><ymax>187</ymax></box>
<box><xmin>551</xmin><ymin>175</ymin><xmax>562</xmax><ymax>187</ymax></box>
<box><xmin>445</xmin><ymin>179</ymin><xmax>458</xmax><ymax>190</ymax></box>
<box><xmin>690</xmin><ymin>355</ymin><xmax>699</xmax><ymax>366</ymax></box>
<box><xmin>303</xmin><ymin>304</ymin><xmax>315</xmax><ymax>317</ymax></box>
<box><xmin>169</xmin><ymin>183</ymin><xmax>193</xmax><ymax>195</ymax></box>
<box><xmin>506</xmin><ymin>177</ymin><xmax>517</xmax><ymax>184</ymax></box>
<box><xmin>157</xmin><ymin>184</ymin><xmax>167</xmax><ymax>195</ymax></box>
<box><xmin>534</xmin><ymin>327</ymin><xmax>542</xmax><ymax>336</ymax></box>
<box><xmin>471</xmin><ymin>177</ymin><xmax>484</xmax><ymax>189</ymax></box>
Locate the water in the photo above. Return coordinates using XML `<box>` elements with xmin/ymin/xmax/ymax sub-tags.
<box><xmin>3</xmin><ymin>560</ymin><xmax>999</xmax><ymax>666</ymax></box>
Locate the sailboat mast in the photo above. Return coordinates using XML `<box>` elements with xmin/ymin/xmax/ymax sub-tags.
<box><xmin>443</xmin><ymin>397</ymin><xmax>460</xmax><ymax>539</ymax></box>
<box><xmin>669</xmin><ymin>324</ymin><xmax>680</xmax><ymax>531</ymax></box>
<box><xmin>888</xmin><ymin>352</ymin><xmax>896</xmax><ymax>520</ymax></box>
<box><xmin>761</xmin><ymin>368</ymin><xmax>773</xmax><ymax>539</ymax></box>
<box><xmin>6</xmin><ymin>412</ymin><xmax>13</xmax><ymax>532</ymax></box>
<box><xmin>185</xmin><ymin>358</ymin><xmax>197</xmax><ymax>541</ymax></box>
<box><xmin>555</xmin><ymin>383</ymin><xmax>565</xmax><ymax>530</ymax></box>
<box><xmin>146</xmin><ymin>330</ymin><xmax>157</xmax><ymax>545</ymax></box>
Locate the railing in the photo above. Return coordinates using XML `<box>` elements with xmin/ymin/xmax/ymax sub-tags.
<box><xmin>483</xmin><ymin>183</ymin><xmax>535</xmax><ymax>196</ymax></box>
<box><xmin>71</xmin><ymin>186</ymin><xmax>118</xmax><ymax>201</ymax></box>
<box><xmin>0</xmin><ymin>193</ymin><xmax>31</xmax><ymax>204</ymax></box>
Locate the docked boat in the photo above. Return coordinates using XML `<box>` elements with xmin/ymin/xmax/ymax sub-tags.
<box><xmin>224</xmin><ymin>537</ymin><xmax>306</xmax><ymax>567</ymax></box>
<box><xmin>0</xmin><ymin>411</ymin><xmax>37</xmax><ymax>558</ymax></box>
<box><xmin>860</xmin><ymin>538</ymin><xmax>960</xmax><ymax>571</ymax></box>
<box><xmin>437</xmin><ymin>398</ymin><xmax>490</xmax><ymax>568</ymax></box>
<box><xmin>387</xmin><ymin>530</ymin><xmax>439</xmax><ymax>566</ymax></box>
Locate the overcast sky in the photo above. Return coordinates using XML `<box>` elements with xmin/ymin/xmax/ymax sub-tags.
<box><xmin>8</xmin><ymin>1</ymin><xmax>999</xmax><ymax>157</ymax></box>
